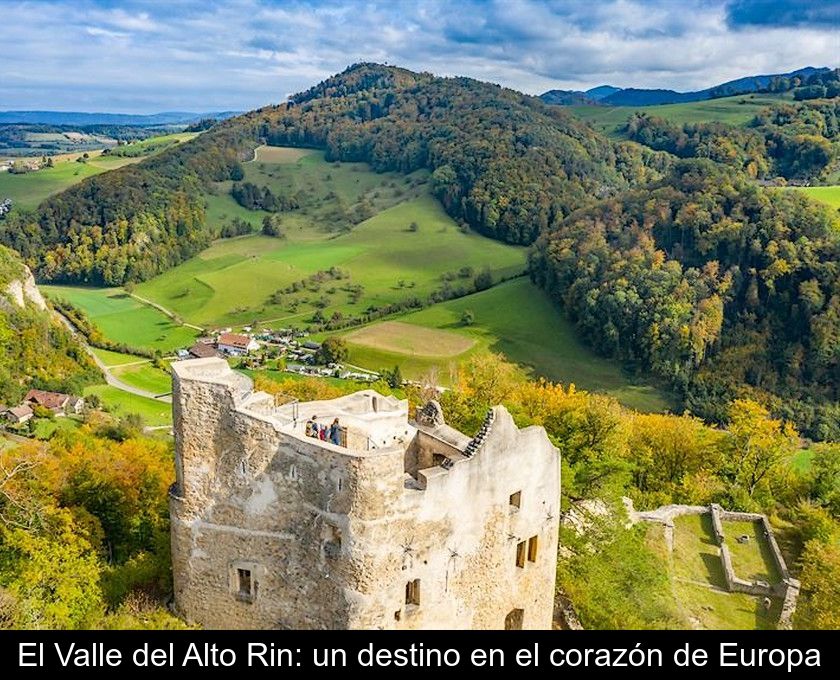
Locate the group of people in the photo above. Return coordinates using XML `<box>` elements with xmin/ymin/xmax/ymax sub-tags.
<box><xmin>305</xmin><ymin>415</ymin><xmax>342</xmax><ymax>446</ymax></box>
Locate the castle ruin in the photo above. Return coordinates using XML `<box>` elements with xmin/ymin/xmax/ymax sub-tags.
<box><xmin>169</xmin><ymin>358</ymin><xmax>560</xmax><ymax>629</ymax></box>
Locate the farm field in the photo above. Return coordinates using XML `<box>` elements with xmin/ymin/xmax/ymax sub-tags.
<box><xmin>568</xmin><ymin>93</ymin><xmax>790</xmax><ymax>139</ymax></box>
<box><xmin>666</xmin><ymin>514</ymin><xmax>780</xmax><ymax>629</ymax></box>
<box><xmin>91</xmin><ymin>347</ymin><xmax>149</xmax><ymax>367</ymax></box>
<box><xmin>111</xmin><ymin>362</ymin><xmax>173</xmax><ymax>395</ymax></box>
<box><xmin>339</xmin><ymin>277</ymin><xmax>670</xmax><ymax>412</ymax></box>
<box><xmin>0</xmin><ymin>159</ymin><xmax>106</xmax><ymax>210</ymax></box>
<box><xmin>0</xmin><ymin>132</ymin><xmax>197</xmax><ymax>212</ymax></box>
<box><xmin>84</xmin><ymin>384</ymin><xmax>172</xmax><ymax>426</ymax></box>
<box><xmin>794</xmin><ymin>185</ymin><xmax>840</xmax><ymax>210</ymax></box>
<box><xmin>41</xmin><ymin>285</ymin><xmax>198</xmax><ymax>351</ymax></box>
<box><xmin>136</xmin><ymin>148</ymin><xmax>526</xmax><ymax>327</ymax></box>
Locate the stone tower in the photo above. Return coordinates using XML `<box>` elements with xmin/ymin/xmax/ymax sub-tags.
<box><xmin>169</xmin><ymin>358</ymin><xmax>560</xmax><ymax>629</ymax></box>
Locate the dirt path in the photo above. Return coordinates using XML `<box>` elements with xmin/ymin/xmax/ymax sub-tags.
<box><xmin>127</xmin><ymin>292</ymin><xmax>204</xmax><ymax>331</ymax></box>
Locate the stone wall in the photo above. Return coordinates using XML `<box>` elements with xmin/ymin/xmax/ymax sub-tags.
<box><xmin>632</xmin><ymin>500</ymin><xmax>800</xmax><ymax>627</ymax></box>
<box><xmin>170</xmin><ymin>358</ymin><xmax>560</xmax><ymax>630</ymax></box>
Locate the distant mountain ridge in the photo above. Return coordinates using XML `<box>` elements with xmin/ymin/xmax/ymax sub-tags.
<box><xmin>0</xmin><ymin>110</ymin><xmax>242</xmax><ymax>126</ymax></box>
<box><xmin>540</xmin><ymin>66</ymin><xmax>830</xmax><ymax>106</ymax></box>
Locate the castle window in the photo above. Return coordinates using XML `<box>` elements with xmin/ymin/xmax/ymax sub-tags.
<box><xmin>509</xmin><ymin>491</ymin><xmax>521</xmax><ymax>509</ymax></box>
<box><xmin>405</xmin><ymin>578</ymin><xmax>421</xmax><ymax>606</ymax></box>
<box><xmin>505</xmin><ymin>608</ymin><xmax>524</xmax><ymax>630</ymax></box>
<box><xmin>528</xmin><ymin>536</ymin><xmax>538</xmax><ymax>562</ymax></box>
<box><xmin>515</xmin><ymin>541</ymin><xmax>526</xmax><ymax>568</ymax></box>
<box><xmin>237</xmin><ymin>568</ymin><xmax>253</xmax><ymax>602</ymax></box>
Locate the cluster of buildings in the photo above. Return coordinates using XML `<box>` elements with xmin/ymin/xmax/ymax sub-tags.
<box><xmin>178</xmin><ymin>328</ymin><xmax>379</xmax><ymax>383</ymax></box>
<box><xmin>1</xmin><ymin>389</ymin><xmax>85</xmax><ymax>425</ymax></box>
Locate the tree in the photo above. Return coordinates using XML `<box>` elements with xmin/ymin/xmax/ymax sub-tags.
<box><xmin>726</xmin><ymin>399</ymin><xmax>797</xmax><ymax>499</ymax></box>
<box><xmin>408</xmin><ymin>221</ymin><xmax>419</xmax><ymax>232</ymax></box>
<box><xmin>474</xmin><ymin>268</ymin><xmax>493</xmax><ymax>291</ymax></box>
<box><xmin>316</xmin><ymin>337</ymin><xmax>348</xmax><ymax>365</ymax></box>
<box><xmin>795</xmin><ymin>538</ymin><xmax>840</xmax><ymax>629</ymax></box>
<box><xmin>460</xmin><ymin>309</ymin><xmax>475</xmax><ymax>326</ymax></box>
<box><xmin>383</xmin><ymin>365</ymin><xmax>403</xmax><ymax>388</ymax></box>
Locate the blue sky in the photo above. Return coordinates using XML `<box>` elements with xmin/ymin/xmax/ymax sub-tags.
<box><xmin>1</xmin><ymin>0</ymin><xmax>837</xmax><ymax>113</ymax></box>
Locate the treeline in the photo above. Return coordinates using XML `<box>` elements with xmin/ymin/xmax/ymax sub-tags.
<box><xmin>626</xmin><ymin>97</ymin><xmax>838</xmax><ymax>180</ymax></box>
<box><xmin>230</xmin><ymin>181</ymin><xmax>300</xmax><ymax>212</ymax></box>
<box><xmin>260</xmin><ymin>63</ymin><xmax>668</xmax><ymax>245</ymax></box>
<box><xmin>0</xmin><ymin>246</ymin><xmax>100</xmax><ymax>404</ymax></box>
<box><xmin>530</xmin><ymin>160</ymin><xmax>840</xmax><ymax>440</ymax></box>
<box><xmin>0</xmin><ymin>113</ymin><xmax>263</xmax><ymax>284</ymax></box>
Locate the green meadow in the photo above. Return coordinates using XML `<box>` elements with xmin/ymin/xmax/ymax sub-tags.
<box><xmin>568</xmin><ymin>93</ymin><xmax>790</xmax><ymax>139</ymax></box>
<box><xmin>40</xmin><ymin>285</ymin><xmax>198</xmax><ymax>351</ymax></box>
<box><xmin>84</xmin><ymin>384</ymin><xmax>172</xmax><ymax>426</ymax></box>
<box><xmin>794</xmin><ymin>185</ymin><xmax>840</xmax><ymax>210</ymax></box>
<box><xmin>0</xmin><ymin>132</ymin><xmax>197</xmax><ymax>212</ymax></box>
<box><xmin>0</xmin><ymin>160</ymin><xmax>106</xmax><ymax>210</ymax></box>
<box><xmin>111</xmin><ymin>362</ymin><xmax>173</xmax><ymax>395</ymax></box>
<box><xmin>339</xmin><ymin>277</ymin><xmax>670</xmax><ymax>412</ymax></box>
<box><xmin>37</xmin><ymin>145</ymin><xmax>670</xmax><ymax>414</ymax></box>
<box><xmin>136</xmin><ymin>149</ymin><xmax>526</xmax><ymax>327</ymax></box>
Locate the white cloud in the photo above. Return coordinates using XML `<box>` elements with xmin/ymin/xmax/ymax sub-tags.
<box><xmin>0</xmin><ymin>0</ymin><xmax>836</xmax><ymax>112</ymax></box>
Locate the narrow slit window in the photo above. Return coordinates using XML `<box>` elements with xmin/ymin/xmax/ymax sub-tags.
<box><xmin>528</xmin><ymin>536</ymin><xmax>538</xmax><ymax>562</ymax></box>
<box><xmin>515</xmin><ymin>541</ymin><xmax>526</xmax><ymax>568</ymax></box>
<box><xmin>237</xmin><ymin>568</ymin><xmax>252</xmax><ymax>598</ymax></box>
<box><xmin>509</xmin><ymin>491</ymin><xmax>521</xmax><ymax>509</ymax></box>
<box><xmin>405</xmin><ymin>578</ymin><xmax>421</xmax><ymax>606</ymax></box>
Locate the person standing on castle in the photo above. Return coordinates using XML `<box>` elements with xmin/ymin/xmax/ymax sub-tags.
<box><xmin>329</xmin><ymin>418</ymin><xmax>341</xmax><ymax>446</ymax></box>
<box><xmin>306</xmin><ymin>415</ymin><xmax>318</xmax><ymax>438</ymax></box>
<box><xmin>319</xmin><ymin>423</ymin><xmax>327</xmax><ymax>441</ymax></box>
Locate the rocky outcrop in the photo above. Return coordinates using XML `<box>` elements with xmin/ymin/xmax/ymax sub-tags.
<box><xmin>2</xmin><ymin>265</ymin><xmax>47</xmax><ymax>311</ymax></box>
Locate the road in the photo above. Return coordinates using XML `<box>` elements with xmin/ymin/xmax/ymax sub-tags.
<box><xmin>85</xmin><ymin>347</ymin><xmax>172</xmax><ymax>404</ymax></box>
<box><xmin>53</xmin><ymin>307</ymin><xmax>172</xmax><ymax>403</ymax></box>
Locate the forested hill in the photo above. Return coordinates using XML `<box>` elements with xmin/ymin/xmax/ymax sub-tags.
<box><xmin>0</xmin><ymin>63</ymin><xmax>666</xmax><ymax>284</ymax></box>
<box><xmin>530</xmin><ymin>160</ymin><xmax>840</xmax><ymax>440</ymax></box>
<box><xmin>0</xmin><ymin>246</ymin><xmax>99</xmax><ymax>404</ymax></box>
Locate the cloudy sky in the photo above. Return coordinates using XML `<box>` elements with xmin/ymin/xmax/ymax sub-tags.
<box><xmin>1</xmin><ymin>0</ymin><xmax>837</xmax><ymax>113</ymax></box>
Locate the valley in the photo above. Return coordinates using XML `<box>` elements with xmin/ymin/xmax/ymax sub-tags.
<box><xmin>37</xmin><ymin>144</ymin><xmax>668</xmax><ymax>412</ymax></box>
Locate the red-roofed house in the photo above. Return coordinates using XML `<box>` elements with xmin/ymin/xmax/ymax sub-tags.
<box><xmin>24</xmin><ymin>389</ymin><xmax>84</xmax><ymax>415</ymax></box>
<box><xmin>217</xmin><ymin>333</ymin><xmax>260</xmax><ymax>356</ymax></box>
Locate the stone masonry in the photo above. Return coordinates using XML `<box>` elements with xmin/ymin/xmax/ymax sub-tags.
<box><xmin>169</xmin><ymin>358</ymin><xmax>561</xmax><ymax>629</ymax></box>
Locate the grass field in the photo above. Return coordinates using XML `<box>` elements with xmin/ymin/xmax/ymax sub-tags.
<box><xmin>0</xmin><ymin>160</ymin><xmax>106</xmax><ymax>210</ymax></box>
<box><xmin>84</xmin><ymin>384</ymin><xmax>172</xmax><ymax>426</ymax></box>
<box><xmin>724</xmin><ymin>520</ymin><xmax>782</xmax><ymax>584</ymax></box>
<box><xmin>0</xmin><ymin>132</ymin><xmax>197</xmax><ymax>212</ymax></box>
<box><xmin>345</xmin><ymin>321</ymin><xmax>475</xmax><ymax>357</ymax></box>
<box><xmin>568</xmin><ymin>93</ymin><xmax>790</xmax><ymax>139</ymax></box>
<box><xmin>138</xmin><ymin>186</ymin><xmax>525</xmax><ymax>328</ymax></box>
<box><xmin>40</xmin><ymin>285</ymin><xmax>198</xmax><ymax>351</ymax></box>
<box><xmin>252</xmin><ymin>145</ymin><xmax>317</xmax><ymax>163</ymax></box>
<box><xmin>339</xmin><ymin>278</ymin><xmax>670</xmax><ymax>412</ymax></box>
<box><xmin>91</xmin><ymin>347</ymin><xmax>148</xmax><ymax>367</ymax></box>
<box><xmin>111</xmin><ymin>362</ymin><xmax>173</xmax><ymax>395</ymax></box>
<box><xmin>794</xmin><ymin>185</ymin><xmax>840</xmax><ymax>210</ymax></box>
<box><xmin>668</xmin><ymin>514</ymin><xmax>780</xmax><ymax>629</ymax></box>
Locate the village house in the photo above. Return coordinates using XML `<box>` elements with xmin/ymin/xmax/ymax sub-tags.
<box><xmin>216</xmin><ymin>332</ymin><xmax>260</xmax><ymax>356</ymax></box>
<box><xmin>24</xmin><ymin>389</ymin><xmax>84</xmax><ymax>415</ymax></box>
<box><xmin>2</xmin><ymin>404</ymin><xmax>33</xmax><ymax>424</ymax></box>
<box><xmin>188</xmin><ymin>342</ymin><xmax>221</xmax><ymax>360</ymax></box>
